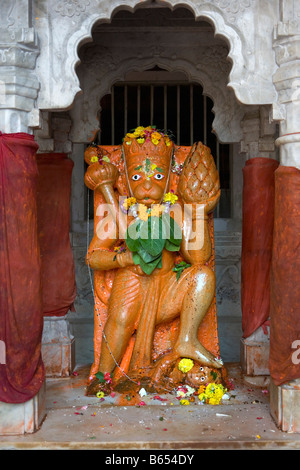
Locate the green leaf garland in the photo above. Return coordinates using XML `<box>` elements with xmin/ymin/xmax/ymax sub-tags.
<box><xmin>125</xmin><ymin>213</ymin><xmax>182</xmax><ymax>275</ymax></box>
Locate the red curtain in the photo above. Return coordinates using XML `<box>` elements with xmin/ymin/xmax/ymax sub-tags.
<box><xmin>0</xmin><ymin>132</ymin><xmax>45</xmax><ymax>403</ymax></box>
<box><xmin>241</xmin><ymin>157</ymin><xmax>279</xmax><ymax>338</ymax></box>
<box><xmin>269</xmin><ymin>166</ymin><xmax>300</xmax><ymax>386</ymax></box>
<box><xmin>36</xmin><ymin>153</ymin><xmax>76</xmax><ymax>317</ymax></box>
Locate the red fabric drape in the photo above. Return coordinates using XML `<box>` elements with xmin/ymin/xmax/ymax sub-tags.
<box><xmin>269</xmin><ymin>166</ymin><xmax>300</xmax><ymax>386</ymax></box>
<box><xmin>0</xmin><ymin>132</ymin><xmax>45</xmax><ymax>403</ymax></box>
<box><xmin>36</xmin><ymin>153</ymin><xmax>76</xmax><ymax>316</ymax></box>
<box><xmin>241</xmin><ymin>157</ymin><xmax>279</xmax><ymax>338</ymax></box>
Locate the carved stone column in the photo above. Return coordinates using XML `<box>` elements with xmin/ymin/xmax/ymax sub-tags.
<box><xmin>0</xmin><ymin>1</ymin><xmax>40</xmax><ymax>133</ymax></box>
<box><xmin>269</xmin><ymin>1</ymin><xmax>300</xmax><ymax>432</ymax></box>
<box><xmin>239</xmin><ymin>108</ymin><xmax>278</xmax><ymax>385</ymax></box>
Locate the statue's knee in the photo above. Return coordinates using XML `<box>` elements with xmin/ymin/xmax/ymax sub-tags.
<box><xmin>110</xmin><ymin>307</ymin><xmax>136</xmax><ymax>330</ymax></box>
<box><xmin>192</xmin><ymin>265</ymin><xmax>215</xmax><ymax>292</ymax></box>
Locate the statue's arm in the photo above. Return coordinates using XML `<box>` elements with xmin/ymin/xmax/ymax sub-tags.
<box><xmin>180</xmin><ymin>203</ymin><xmax>212</xmax><ymax>266</ymax></box>
<box><xmin>86</xmin><ymin>244</ymin><xmax>134</xmax><ymax>271</ymax></box>
<box><xmin>176</xmin><ymin>141</ymin><xmax>220</xmax><ymax>266</ymax></box>
<box><xmin>84</xmin><ymin>161</ymin><xmax>127</xmax><ymax>236</ymax></box>
<box><xmin>84</xmin><ymin>160</ymin><xmax>135</xmax><ymax>271</ymax></box>
<box><xmin>86</xmin><ymin>212</ymin><xmax>134</xmax><ymax>271</ymax></box>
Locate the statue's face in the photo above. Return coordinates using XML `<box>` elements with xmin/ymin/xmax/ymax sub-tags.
<box><xmin>127</xmin><ymin>160</ymin><xmax>169</xmax><ymax>206</ymax></box>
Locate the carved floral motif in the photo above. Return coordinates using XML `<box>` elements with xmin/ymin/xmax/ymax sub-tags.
<box><xmin>213</xmin><ymin>0</ymin><xmax>253</xmax><ymax>19</ymax></box>
<box><xmin>55</xmin><ymin>0</ymin><xmax>90</xmax><ymax>17</ymax></box>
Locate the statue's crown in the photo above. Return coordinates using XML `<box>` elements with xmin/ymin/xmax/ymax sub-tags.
<box><xmin>122</xmin><ymin>126</ymin><xmax>174</xmax><ymax>166</ymax></box>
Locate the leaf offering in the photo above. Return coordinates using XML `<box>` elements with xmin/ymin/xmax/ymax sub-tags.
<box><xmin>126</xmin><ymin>213</ymin><xmax>182</xmax><ymax>274</ymax></box>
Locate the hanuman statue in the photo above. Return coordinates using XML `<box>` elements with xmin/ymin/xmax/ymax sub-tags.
<box><xmin>84</xmin><ymin>125</ymin><xmax>225</xmax><ymax>397</ymax></box>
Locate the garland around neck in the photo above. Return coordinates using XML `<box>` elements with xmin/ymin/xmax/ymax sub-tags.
<box><xmin>122</xmin><ymin>193</ymin><xmax>178</xmax><ymax>222</ymax></box>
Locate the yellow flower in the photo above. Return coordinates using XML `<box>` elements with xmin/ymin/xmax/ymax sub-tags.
<box><xmin>178</xmin><ymin>358</ymin><xmax>194</xmax><ymax>373</ymax></box>
<box><xmin>198</xmin><ymin>385</ymin><xmax>206</xmax><ymax>394</ymax></box>
<box><xmin>151</xmin><ymin>131</ymin><xmax>162</xmax><ymax>141</ymax></box>
<box><xmin>133</xmin><ymin>126</ymin><xmax>145</xmax><ymax>137</ymax></box>
<box><xmin>91</xmin><ymin>156</ymin><xmax>98</xmax><ymax>163</ymax></box>
<box><xmin>206</xmin><ymin>383</ymin><xmax>225</xmax><ymax>396</ymax></box>
<box><xmin>163</xmin><ymin>192</ymin><xmax>178</xmax><ymax>205</ymax></box>
<box><xmin>180</xmin><ymin>399</ymin><xmax>190</xmax><ymax>406</ymax></box>
<box><xmin>164</xmin><ymin>136</ymin><xmax>171</xmax><ymax>146</ymax></box>
<box><xmin>102</xmin><ymin>155</ymin><xmax>111</xmax><ymax>163</ymax></box>
<box><xmin>150</xmin><ymin>204</ymin><xmax>164</xmax><ymax>218</ymax></box>
<box><xmin>138</xmin><ymin>204</ymin><xmax>149</xmax><ymax>221</ymax></box>
<box><xmin>137</xmin><ymin>137</ymin><xmax>145</xmax><ymax>144</ymax></box>
<box><xmin>198</xmin><ymin>382</ymin><xmax>226</xmax><ymax>405</ymax></box>
<box><xmin>96</xmin><ymin>391</ymin><xmax>104</xmax><ymax>399</ymax></box>
<box><xmin>123</xmin><ymin>197</ymin><xmax>137</xmax><ymax>210</ymax></box>
<box><xmin>151</xmin><ymin>138</ymin><xmax>159</xmax><ymax>145</ymax></box>
<box><xmin>208</xmin><ymin>396</ymin><xmax>221</xmax><ymax>405</ymax></box>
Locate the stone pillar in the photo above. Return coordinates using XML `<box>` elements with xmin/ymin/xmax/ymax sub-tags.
<box><xmin>0</xmin><ymin>1</ymin><xmax>40</xmax><ymax>132</ymax></box>
<box><xmin>34</xmin><ymin>113</ymin><xmax>76</xmax><ymax>377</ymax></box>
<box><xmin>0</xmin><ymin>0</ymin><xmax>46</xmax><ymax>435</ymax></box>
<box><xmin>269</xmin><ymin>1</ymin><xmax>300</xmax><ymax>432</ymax></box>
<box><xmin>239</xmin><ymin>108</ymin><xmax>278</xmax><ymax>385</ymax></box>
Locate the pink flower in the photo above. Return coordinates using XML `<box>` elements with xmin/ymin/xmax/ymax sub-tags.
<box><xmin>104</xmin><ymin>372</ymin><xmax>112</xmax><ymax>384</ymax></box>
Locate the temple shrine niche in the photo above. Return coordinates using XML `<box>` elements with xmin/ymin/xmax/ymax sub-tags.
<box><xmin>0</xmin><ymin>0</ymin><xmax>299</xmax><ymax>438</ymax></box>
<box><xmin>84</xmin><ymin>125</ymin><xmax>228</xmax><ymax>402</ymax></box>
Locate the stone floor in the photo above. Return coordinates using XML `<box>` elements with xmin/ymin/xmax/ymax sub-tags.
<box><xmin>0</xmin><ymin>363</ymin><xmax>299</xmax><ymax>451</ymax></box>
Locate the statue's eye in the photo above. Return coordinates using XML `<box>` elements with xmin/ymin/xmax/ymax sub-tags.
<box><xmin>132</xmin><ymin>174</ymin><xmax>141</xmax><ymax>181</ymax></box>
<box><xmin>154</xmin><ymin>173</ymin><xmax>164</xmax><ymax>180</ymax></box>
<box><xmin>200</xmin><ymin>376</ymin><xmax>205</xmax><ymax>381</ymax></box>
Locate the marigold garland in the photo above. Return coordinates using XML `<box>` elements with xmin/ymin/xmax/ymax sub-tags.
<box><xmin>122</xmin><ymin>192</ymin><xmax>178</xmax><ymax>221</ymax></box>
<box><xmin>123</xmin><ymin>125</ymin><xmax>173</xmax><ymax>146</ymax></box>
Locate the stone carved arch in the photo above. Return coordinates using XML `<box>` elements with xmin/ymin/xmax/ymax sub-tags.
<box><xmin>35</xmin><ymin>0</ymin><xmax>277</xmax><ymax>114</ymax></box>
<box><xmin>70</xmin><ymin>50</ymin><xmax>245</xmax><ymax>143</ymax></box>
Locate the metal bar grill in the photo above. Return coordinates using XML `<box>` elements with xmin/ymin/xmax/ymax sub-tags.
<box><xmin>100</xmin><ymin>82</ymin><xmax>231</xmax><ymax>218</ymax></box>
<box><xmin>110</xmin><ymin>87</ymin><xmax>115</xmax><ymax>144</ymax></box>
<box><xmin>150</xmin><ymin>85</ymin><xmax>154</xmax><ymax>125</ymax></box>
<box><xmin>190</xmin><ymin>84</ymin><xmax>193</xmax><ymax>145</ymax></box>
<box><xmin>177</xmin><ymin>85</ymin><xmax>180</xmax><ymax>145</ymax></box>
<box><xmin>164</xmin><ymin>85</ymin><xmax>167</xmax><ymax>130</ymax></box>
<box><xmin>137</xmin><ymin>85</ymin><xmax>141</xmax><ymax>126</ymax></box>
<box><xmin>124</xmin><ymin>85</ymin><xmax>128</xmax><ymax>136</ymax></box>
<box><xmin>203</xmin><ymin>94</ymin><xmax>207</xmax><ymax>145</ymax></box>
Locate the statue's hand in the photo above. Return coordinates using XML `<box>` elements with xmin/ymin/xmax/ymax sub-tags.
<box><xmin>116</xmin><ymin>250</ymin><xmax>134</xmax><ymax>267</ymax></box>
<box><xmin>84</xmin><ymin>161</ymin><xmax>118</xmax><ymax>191</ymax></box>
<box><xmin>117</xmin><ymin>250</ymin><xmax>144</xmax><ymax>274</ymax></box>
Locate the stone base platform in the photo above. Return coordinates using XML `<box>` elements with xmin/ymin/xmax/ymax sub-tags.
<box><xmin>42</xmin><ymin>314</ymin><xmax>75</xmax><ymax>377</ymax></box>
<box><xmin>270</xmin><ymin>378</ymin><xmax>300</xmax><ymax>433</ymax></box>
<box><xmin>0</xmin><ymin>382</ymin><xmax>46</xmax><ymax>435</ymax></box>
<box><xmin>240</xmin><ymin>327</ymin><xmax>270</xmax><ymax>385</ymax></box>
<box><xmin>1</xmin><ymin>363</ymin><xmax>300</xmax><ymax>449</ymax></box>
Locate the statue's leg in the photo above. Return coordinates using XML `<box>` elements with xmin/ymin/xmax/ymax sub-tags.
<box><xmin>98</xmin><ymin>271</ymin><xmax>142</xmax><ymax>375</ymax></box>
<box><xmin>172</xmin><ymin>265</ymin><xmax>222</xmax><ymax>368</ymax></box>
<box><xmin>155</xmin><ymin>265</ymin><xmax>222</xmax><ymax>371</ymax></box>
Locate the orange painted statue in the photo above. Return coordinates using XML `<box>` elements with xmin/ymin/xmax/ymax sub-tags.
<box><xmin>84</xmin><ymin>126</ymin><xmax>226</xmax><ymax>397</ymax></box>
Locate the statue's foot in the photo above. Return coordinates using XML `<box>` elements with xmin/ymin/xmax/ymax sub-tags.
<box><xmin>85</xmin><ymin>377</ymin><xmax>113</xmax><ymax>396</ymax></box>
<box><xmin>149</xmin><ymin>350</ymin><xmax>180</xmax><ymax>386</ymax></box>
<box><xmin>175</xmin><ymin>341</ymin><xmax>223</xmax><ymax>369</ymax></box>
